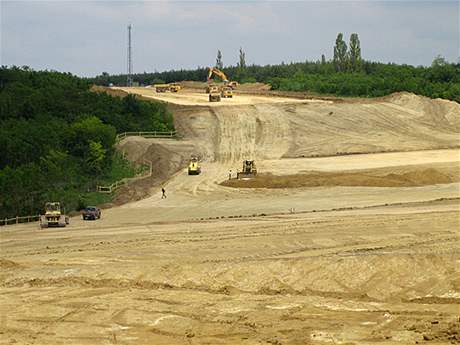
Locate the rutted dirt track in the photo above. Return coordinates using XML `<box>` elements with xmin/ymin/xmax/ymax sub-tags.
<box><xmin>1</xmin><ymin>89</ymin><xmax>460</xmax><ymax>344</ymax></box>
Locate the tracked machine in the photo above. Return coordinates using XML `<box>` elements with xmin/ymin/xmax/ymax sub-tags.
<box><xmin>206</xmin><ymin>67</ymin><xmax>238</xmax><ymax>89</ymax></box>
<box><xmin>237</xmin><ymin>160</ymin><xmax>257</xmax><ymax>179</ymax></box>
<box><xmin>40</xmin><ymin>202</ymin><xmax>69</xmax><ymax>229</ymax></box>
<box><xmin>188</xmin><ymin>156</ymin><xmax>202</xmax><ymax>175</ymax></box>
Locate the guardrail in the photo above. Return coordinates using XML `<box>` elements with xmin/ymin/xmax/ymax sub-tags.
<box><xmin>1</xmin><ymin>215</ymin><xmax>40</xmax><ymax>226</ymax></box>
<box><xmin>116</xmin><ymin>131</ymin><xmax>177</xmax><ymax>143</ymax></box>
<box><xmin>97</xmin><ymin>159</ymin><xmax>153</xmax><ymax>194</ymax></box>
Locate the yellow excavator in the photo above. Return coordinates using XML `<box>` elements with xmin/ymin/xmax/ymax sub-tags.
<box><xmin>206</xmin><ymin>67</ymin><xmax>238</xmax><ymax>93</ymax></box>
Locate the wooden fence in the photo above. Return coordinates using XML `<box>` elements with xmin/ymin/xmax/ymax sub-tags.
<box><xmin>1</xmin><ymin>215</ymin><xmax>40</xmax><ymax>226</ymax></box>
<box><xmin>97</xmin><ymin>159</ymin><xmax>153</xmax><ymax>194</ymax></box>
<box><xmin>1</xmin><ymin>131</ymin><xmax>174</xmax><ymax>226</ymax></box>
<box><xmin>116</xmin><ymin>131</ymin><xmax>177</xmax><ymax>143</ymax></box>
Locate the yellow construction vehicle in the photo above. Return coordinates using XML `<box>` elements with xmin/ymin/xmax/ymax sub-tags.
<box><xmin>207</xmin><ymin>67</ymin><xmax>239</xmax><ymax>89</ymax></box>
<box><xmin>188</xmin><ymin>156</ymin><xmax>201</xmax><ymax>175</ymax></box>
<box><xmin>237</xmin><ymin>160</ymin><xmax>257</xmax><ymax>179</ymax></box>
<box><xmin>221</xmin><ymin>86</ymin><xmax>233</xmax><ymax>98</ymax></box>
<box><xmin>40</xmin><ymin>202</ymin><xmax>69</xmax><ymax>228</ymax></box>
<box><xmin>208</xmin><ymin>85</ymin><xmax>221</xmax><ymax>102</ymax></box>
<box><xmin>169</xmin><ymin>82</ymin><xmax>181</xmax><ymax>92</ymax></box>
<box><xmin>154</xmin><ymin>84</ymin><xmax>170</xmax><ymax>92</ymax></box>
<box><xmin>154</xmin><ymin>83</ymin><xmax>181</xmax><ymax>93</ymax></box>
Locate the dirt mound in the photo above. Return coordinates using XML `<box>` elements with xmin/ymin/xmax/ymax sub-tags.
<box><xmin>404</xmin><ymin>318</ymin><xmax>460</xmax><ymax>343</ymax></box>
<box><xmin>221</xmin><ymin>167</ymin><xmax>458</xmax><ymax>189</ymax></box>
<box><xmin>90</xmin><ymin>85</ymin><xmax>129</xmax><ymax>98</ymax></box>
<box><xmin>113</xmin><ymin>137</ymin><xmax>197</xmax><ymax>204</ymax></box>
<box><xmin>236</xmin><ymin>82</ymin><xmax>272</xmax><ymax>91</ymax></box>
<box><xmin>385</xmin><ymin>91</ymin><xmax>460</xmax><ymax>131</ymax></box>
<box><xmin>168</xmin><ymin>93</ymin><xmax>460</xmax><ymax>161</ymax></box>
<box><xmin>0</xmin><ymin>258</ymin><xmax>22</xmax><ymax>269</ymax></box>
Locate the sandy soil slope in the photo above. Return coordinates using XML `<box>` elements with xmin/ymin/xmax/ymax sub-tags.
<box><xmin>1</xmin><ymin>89</ymin><xmax>459</xmax><ymax>344</ymax></box>
<box><xmin>1</xmin><ymin>201</ymin><xmax>459</xmax><ymax>345</ymax></box>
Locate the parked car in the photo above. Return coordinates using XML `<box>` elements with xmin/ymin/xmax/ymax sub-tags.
<box><xmin>82</xmin><ymin>206</ymin><xmax>101</xmax><ymax>220</ymax></box>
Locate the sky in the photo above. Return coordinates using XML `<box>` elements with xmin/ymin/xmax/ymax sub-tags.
<box><xmin>1</xmin><ymin>1</ymin><xmax>459</xmax><ymax>77</ymax></box>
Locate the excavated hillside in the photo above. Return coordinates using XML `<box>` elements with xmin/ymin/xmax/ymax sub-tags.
<box><xmin>116</xmin><ymin>91</ymin><xmax>460</xmax><ymax>203</ymax></box>
<box><xmin>2</xmin><ymin>89</ymin><xmax>460</xmax><ymax>345</ymax></box>
<box><xmin>175</xmin><ymin>92</ymin><xmax>459</xmax><ymax>159</ymax></box>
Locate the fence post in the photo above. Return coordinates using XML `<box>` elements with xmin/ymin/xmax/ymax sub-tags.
<box><xmin>16</xmin><ymin>216</ymin><xmax>18</xmax><ymax>224</ymax></box>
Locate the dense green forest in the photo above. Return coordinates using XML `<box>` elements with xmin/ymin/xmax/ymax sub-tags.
<box><xmin>91</xmin><ymin>34</ymin><xmax>460</xmax><ymax>103</ymax></box>
<box><xmin>92</xmin><ymin>58</ymin><xmax>460</xmax><ymax>103</ymax></box>
<box><xmin>0</xmin><ymin>66</ymin><xmax>173</xmax><ymax>219</ymax></box>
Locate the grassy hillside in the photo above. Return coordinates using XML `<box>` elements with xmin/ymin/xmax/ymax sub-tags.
<box><xmin>0</xmin><ymin>67</ymin><xmax>174</xmax><ymax>218</ymax></box>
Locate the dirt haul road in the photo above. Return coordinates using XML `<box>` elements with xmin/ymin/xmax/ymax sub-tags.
<box><xmin>1</xmin><ymin>88</ymin><xmax>460</xmax><ymax>345</ymax></box>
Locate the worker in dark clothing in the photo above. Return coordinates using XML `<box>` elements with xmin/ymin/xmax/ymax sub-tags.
<box><xmin>161</xmin><ymin>187</ymin><xmax>167</xmax><ymax>199</ymax></box>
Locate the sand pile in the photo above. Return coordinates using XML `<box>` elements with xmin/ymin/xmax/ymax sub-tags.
<box><xmin>221</xmin><ymin>167</ymin><xmax>458</xmax><ymax>189</ymax></box>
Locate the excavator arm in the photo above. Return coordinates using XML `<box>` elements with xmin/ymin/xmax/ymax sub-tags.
<box><xmin>207</xmin><ymin>67</ymin><xmax>229</xmax><ymax>82</ymax></box>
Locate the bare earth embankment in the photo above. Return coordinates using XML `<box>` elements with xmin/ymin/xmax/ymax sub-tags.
<box><xmin>1</xmin><ymin>87</ymin><xmax>459</xmax><ymax>344</ymax></box>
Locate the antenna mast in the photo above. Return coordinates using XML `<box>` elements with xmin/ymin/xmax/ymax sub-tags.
<box><xmin>127</xmin><ymin>24</ymin><xmax>133</xmax><ymax>86</ymax></box>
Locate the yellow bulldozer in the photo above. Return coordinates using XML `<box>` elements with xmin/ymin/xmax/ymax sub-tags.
<box><xmin>237</xmin><ymin>160</ymin><xmax>257</xmax><ymax>179</ymax></box>
<box><xmin>188</xmin><ymin>156</ymin><xmax>201</xmax><ymax>175</ymax></box>
<box><xmin>40</xmin><ymin>202</ymin><xmax>69</xmax><ymax>228</ymax></box>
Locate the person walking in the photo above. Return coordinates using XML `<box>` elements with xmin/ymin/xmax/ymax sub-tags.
<box><xmin>161</xmin><ymin>187</ymin><xmax>167</xmax><ymax>199</ymax></box>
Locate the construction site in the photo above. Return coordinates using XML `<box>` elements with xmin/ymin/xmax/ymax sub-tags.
<box><xmin>1</xmin><ymin>79</ymin><xmax>459</xmax><ymax>344</ymax></box>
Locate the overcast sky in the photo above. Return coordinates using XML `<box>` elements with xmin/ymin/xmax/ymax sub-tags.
<box><xmin>1</xmin><ymin>1</ymin><xmax>459</xmax><ymax>77</ymax></box>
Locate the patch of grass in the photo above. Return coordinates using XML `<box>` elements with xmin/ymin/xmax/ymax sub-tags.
<box><xmin>77</xmin><ymin>154</ymin><xmax>143</xmax><ymax>209</ymax></box>
<box><xmin>79</xmin><ymin>192</ymin><xmax>112</xmax><ymax>208</ymax></box>
<box><xmin>101</xmin><ymin>153</ymin><xmax>137</xmax><ymax>185</ymax></box>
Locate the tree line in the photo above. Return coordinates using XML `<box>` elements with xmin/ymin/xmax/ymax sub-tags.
<box><xmin>0</xmin><ymin>66</ymin><xmax>174</xmax><ymax>219</ymax></box>
<box><xmin>91</xmin><ymin>33</ymin><xmax>459</xmax><ymax>103</ymax></box>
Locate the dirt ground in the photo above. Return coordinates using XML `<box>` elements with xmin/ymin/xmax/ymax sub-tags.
<box><xmin>113</xmin><ymin>86</ymin><xmax>325</xmax><ymax>107</ymax></box>
<box><xmin>1</xmin><ymin>88</ymin><xmax>459</xmax><ymax>344</ymax></box>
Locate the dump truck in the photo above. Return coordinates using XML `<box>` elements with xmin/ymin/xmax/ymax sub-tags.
<box><xmin>188</xmin><ymin>156</ymin><xmax>201</xmax><ymax>175</ymax></box>
<box><xmin>221</xmin><ymin>86</ymin><xmax>233</xmax><ymax>98</ymax></box>
<box><xmin>208</xmin><ymin>85</ymin><xmax>221</xmax><ymax>102</ymax></box>
<box><xmin>168</xmin><ymin>83</ymin><xmax>181</xmax><ymax>92</ymax></box>
<box><xmin>237</xmin><ymin>160</ymin><xmax>257</xmax><ymax>179</ymax></box>
<box><xmin>154</xmin><ymin>83</ymin><xmax>181</xmax><ymax>93</ymax></box>
<box><xmin>40</xmin><ymin>202</ymin><xmax>69</xmax><ymax>228</ymax></box>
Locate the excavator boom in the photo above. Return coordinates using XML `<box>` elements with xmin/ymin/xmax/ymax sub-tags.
<box><xmin>207</xmin><ymin>67</ymin><xmax>229</xmax><ymax>82</ymax></box>
<box><xmin>206</xmin><ymin>67</ymin><xmax>239</xmax><ymax>91</ymax></box>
